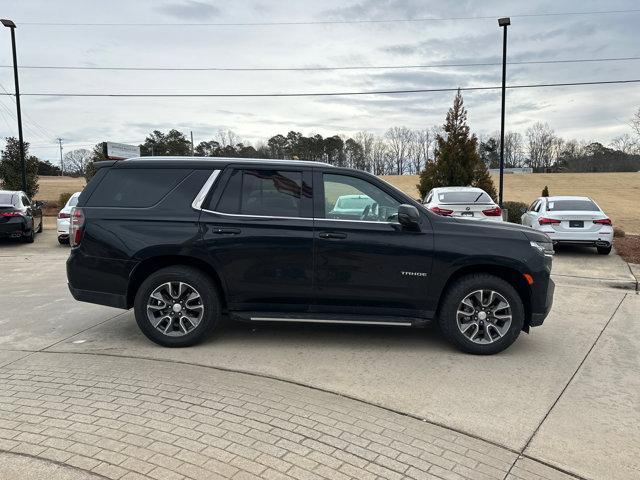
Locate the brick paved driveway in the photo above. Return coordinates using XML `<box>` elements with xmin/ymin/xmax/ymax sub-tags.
<box><xmin>0</xmin><ymin>353</ymin><xmax>575</xmax><ymax>480</ymax></box>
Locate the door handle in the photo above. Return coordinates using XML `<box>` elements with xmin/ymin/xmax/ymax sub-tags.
<box><xmin>318</xmin><ymin>232</ymin><xmax>347</xmax><ymax>239</ymax></box>
<box><xmin>213</xmin><ymin>227</ymin><xmax>241</xmax><ymax>235</ymax></box>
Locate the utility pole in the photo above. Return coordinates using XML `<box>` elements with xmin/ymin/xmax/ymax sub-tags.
<box><xmin>497</xmin><ymin>17</ymin><xmax>511</xmax><ymax>208</ymax></box>
<box><xmin>1</xmin><ymin>19</ymin><xmax>26</xmax><ymax>192</ymax></box>
<box><xmin>58</xmin><ymin>138</ymin><xmax>64</xmax><ymax>175</ymax></box>
<box><xmin>190</xmin><ymin>131</ymin><xmax>194</xmax><ymax>156</ymax></box>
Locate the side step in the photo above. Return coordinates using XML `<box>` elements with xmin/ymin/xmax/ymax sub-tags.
<box><xmin>231</xmin><ymin>312</ymin><xmax>430</xmax><ymax>327</ymax></box>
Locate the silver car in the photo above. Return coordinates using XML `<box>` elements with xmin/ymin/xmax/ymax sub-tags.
<box><xmin>521</xmin><ymin>196</ymin><xmax>613</xmax><ymax>254</ymax></box>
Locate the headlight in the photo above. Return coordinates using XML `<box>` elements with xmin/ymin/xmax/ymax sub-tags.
<box><xmin>530</xmin><ymin>240</ymin><xmax>554</xmax><ymax>256</ymax></box>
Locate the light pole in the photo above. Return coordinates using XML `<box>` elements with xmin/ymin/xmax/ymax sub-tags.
<box><xmin>497</xmin><ymin>17</ymin><xmax>510</xmax><ymax>208</ymax></box>
<box><xmin>1</xmin><ymin>19</ymin><xmax>27</xmax><ymax>193</ymax></box>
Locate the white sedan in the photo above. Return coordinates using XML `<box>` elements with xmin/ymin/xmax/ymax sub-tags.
<box><xmin>56</xmin><ymin>192</ymin><xmax>81</xmax><ymax>244</ymax></box>
<box><xmin>422</xmin><ymin>187</ymin><xmax>503</xmax><ymax>221</ymax></box>
<box><xmin>521</xmin><ymin>195</ymin><xmax>613</xmax><ymax>254</ymax></box>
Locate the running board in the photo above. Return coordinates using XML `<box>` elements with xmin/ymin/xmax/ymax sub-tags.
<box><xmin>250</xmin><ymin>317</ymin><xmax>412</xmax><ymax>327</ymax></box>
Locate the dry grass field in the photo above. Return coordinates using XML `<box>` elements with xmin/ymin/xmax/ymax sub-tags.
<box><xmin>382</xmin><ymin>172</ymin><xmax>640</xmax><ymax>235</ymax></box>
<box><xmin>37</xmin><ymin>176</ymin><xmax>86</xmax><ymax>203</ymax></box>
<box><xmin>34</xmin><ymin>173</ymin><xmax>640</xmax><ymax>234</ymax></box>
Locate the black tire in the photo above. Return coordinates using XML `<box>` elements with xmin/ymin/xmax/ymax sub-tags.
<box><xmin>597</xmin><ymin>246</ymin><xmax>611</xmax><ymax>255</ymax></box>
<box><xmin>58</xmin><ymin>236</ymin><xmax>69</xmax><ymax>245</ymax></box>
<box><xmin>22</xmin><ymin>228</ymin><xmax>34</xmax><ymax>243</ymax></box>
<box><xmin>36</xmin><ymin>216</ymin><xmax>43</xmax><ymax>233</ymax></box>
<box><xmin>438</xmin><ymin>274</ymin><xmax>524</xmax><ymax>355</ymax></box>
<box><xmin>134</xmin><ymin>266</ymin><xmax>221</xmax><ymax>347</ymax></box>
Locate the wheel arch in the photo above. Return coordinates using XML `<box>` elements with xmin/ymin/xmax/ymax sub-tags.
<box><xmin>437</xmin><ymin>264</ymin><xmax>532</xmax><ymax>331</ymax></box>
<box><xmin>127</xmin><ymin>255</ymin><xmax>227</xmax><ymax>310</ymax></box>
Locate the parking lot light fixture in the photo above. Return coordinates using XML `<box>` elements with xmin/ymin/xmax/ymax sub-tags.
<box><xmin>2</xmin><ymin>18</ymin><xmax>27</xmax><ymax>193</ymax></box>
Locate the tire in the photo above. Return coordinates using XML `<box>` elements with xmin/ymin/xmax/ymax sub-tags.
<box><xmin>58</xmin><ymin>236</ymin><xmax>69</xmax><ymax>245</ymax></box>
<box><xmin>134</xmin><ymin>266</ymin><xmax>221</xmax><ymax>347</ymax></box>
<box><xmin>597</xmin><ymin>246</ymin><xmax>611</xmax><ymax>255</ymax></box>
<box><xmin>438</xmin><ymin>274</ymin><xmax>524</xmax><ymax>355</ymax></box>
<box><xmin>22</xmin><ymin>228</ymin><xmax>34</xmax><ymax>243</ymax></box>
<box><xmin>36</xmin><ymin>216</ymin><xmax>43</xmax><ymax>233</ymax></box>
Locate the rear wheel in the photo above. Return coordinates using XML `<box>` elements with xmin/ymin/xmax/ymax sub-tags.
<box><xmin>22</xmin><ymin>228</ymin><xmax>34</xmax><ymax>243</ymax></box>
<box><xmin>597</xmin><ymin>246</ymin><xmax>611</xmax><ymax>255</ymax></box>
<box><xmin>134</xmin><ymin>266</ymin><xmax>221</xmax><ymax>347</ymax></box>
<box><xmin>438</xmin><ymin>274</ymin><xmax>524</xmax><ymax>355</ymax></box>
<box><xmin>58</xmin><ymin>236</ymin><xmax>69</xmax><ymax>245</ymax></box>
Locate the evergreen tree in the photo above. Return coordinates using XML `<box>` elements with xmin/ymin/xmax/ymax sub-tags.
<box><xmin>417</xmin><ymin>90</ymin><xmax>497</xmax><ymax>200</ymax></box>
<box><xmin>0</xmin><ymin>137</ymin><xmax>39</xmax><ymax>197</ymax></box>
<box><xmin>541</xmin><ymin>185</ymin><xmax>550</xmax><ymax>197</ymax></box>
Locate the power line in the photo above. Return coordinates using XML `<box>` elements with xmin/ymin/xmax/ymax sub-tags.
<box><xmin>1</xmin><ymin>79</ymin><xmax>638</xmax><ymax>98</ymax></box>
<box><xmin>15</xmin><ymin>8</ymin><xmax>640</xmax><ymax>26</ymax></box>
<box><xmin>2</xmin><ymin>56</ymin><xmax>640</xmax><ymax>72</ymax></box>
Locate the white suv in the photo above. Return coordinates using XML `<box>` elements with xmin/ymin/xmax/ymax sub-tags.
<box><xmin>422</xmin><ymin>187</ymin><xmax>503</xmax><ymax>222</ymax></box>
<box><xmin>521</xmin><ymin>196</ymin><xmax>613</xmax><ymax>254</ymax></box>
<box><xmin>56</xmin><ymin>192</ymin><xmax>81</xmax><ymax>244</ymax></box>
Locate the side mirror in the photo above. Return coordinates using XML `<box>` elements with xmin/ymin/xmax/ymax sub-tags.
<box><xmin>397</xmin><ymin>204</ymin><xmax>420</xmax><ymax>228</ymax></box>
<box><xmin>34</xmin><ymin>200</ymin><xmax>44</xmax><ymax>208</ymax></box>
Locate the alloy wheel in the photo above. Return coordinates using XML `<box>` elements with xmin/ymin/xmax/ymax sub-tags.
<box><xmin>146</xmin><ymin>281</ymin><xmax>204</xmax><ymax>337</ymax></box>
<box><xmin>456</xmin><ymin>289</ymin><xmax>512</xmax><ymax>344</ymax></box>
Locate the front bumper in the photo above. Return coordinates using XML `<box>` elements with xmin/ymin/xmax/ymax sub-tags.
<box><xmin>530</xmin><ymin>277</ymin><xmax>554</xmax><ymax>327</ymax></box>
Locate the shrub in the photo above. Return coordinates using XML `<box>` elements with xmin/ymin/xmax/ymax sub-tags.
<box><xmin>58</xmin><ymin>192</ymin><xmax>73</xmax><ymax>206</ymax></box>
<box><xmin>501</xmin><ymin>201</ymin><xmax>528</xmax><ymax>224</ymax></box>
<box><xmin>613</xmin><ymin>227</ymin><xmax>626</xmax><ymax>238</ymax></box>
<box><xmin>541</xmin><ymin>185</ymin><xmax>549</xmax><ymax>197</ymax></box>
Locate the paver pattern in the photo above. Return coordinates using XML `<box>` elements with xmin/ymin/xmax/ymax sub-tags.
<box><xmin>0</xmin><ymin>353</ymin><xmax>579</xmax><ymax>480</ymax></box>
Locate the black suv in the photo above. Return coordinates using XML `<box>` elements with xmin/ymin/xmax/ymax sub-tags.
<box><xmin>67</xmin><ymin>157</ymin><xmax>554</xmax><ymax>354</ymax></box>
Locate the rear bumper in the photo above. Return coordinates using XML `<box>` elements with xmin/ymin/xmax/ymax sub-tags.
<box><xmin>68</xmin><ymin>283</ymin><xmax>128</xmax><ymax>309</ymax></box>
<box><xmin>0</xmin><ymin>218</ymin><xmax>27</xmax><ymax>237</ymax></box>
<box><xmin>57</xmin><ymin>218</ymin><xmax>70</xmax><ymax>235</ymax></box>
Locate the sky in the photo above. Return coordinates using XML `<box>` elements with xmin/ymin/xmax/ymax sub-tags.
<box><xmin>0</xmin><ymin>0</ymin><xmax>639</xmax><ymax>164</ymax></box>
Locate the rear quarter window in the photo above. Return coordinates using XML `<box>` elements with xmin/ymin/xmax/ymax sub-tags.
<box><xmin>86</xmin><ymin>168</ymin><xmax>191</xmax><ymax>207</ymax></box>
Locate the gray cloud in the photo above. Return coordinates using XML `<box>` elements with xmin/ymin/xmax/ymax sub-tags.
<box><xmin>156</xmin><ymin>1</ymin><xmax>221</xmax><ymax>20</ymax></box>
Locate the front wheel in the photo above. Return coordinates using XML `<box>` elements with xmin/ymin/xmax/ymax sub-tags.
<box><xmin>36</xmin><ymin>216</ymin><xmax>43</xmax><ymax>233</ymax></box>
<box><xmin>597</xmin><ymin>246</ymin><xmax>611</xmax><ymax>255</ymax></box>
<box><xmin>438</xmin><ymin>274</ymin><xmax>524</xmax><ymax>355</ymax></box>
<box><xmin>134</xmin><ymin>266</ymin><xmax>221</xmax><ymax>347</ymax></box>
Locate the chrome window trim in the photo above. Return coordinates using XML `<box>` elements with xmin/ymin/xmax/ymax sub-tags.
<box><xmin>191</xmin><ymin>170</ymin><xmax>220</xmax><ymax>210</ymax></box>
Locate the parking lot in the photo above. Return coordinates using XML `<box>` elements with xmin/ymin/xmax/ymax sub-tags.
<box><xmin>0</xmin><ymin>228</ymin><xmax>638</xmax><ymax>480</ymax></box>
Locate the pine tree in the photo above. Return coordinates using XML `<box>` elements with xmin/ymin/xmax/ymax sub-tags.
<box><xmin>417</xmin><ymin>90</ymin><xmax>497</xmax><ymax>201</ymax></box>
<box><xmin>541</xmin><ymin>185</ymin><xmax>550</xmax><ymax>197</ymax></box>
<box><xmin>0</xmin><ymin>137</ymin><xmax>39</xmax><ymax>197</ymax></box>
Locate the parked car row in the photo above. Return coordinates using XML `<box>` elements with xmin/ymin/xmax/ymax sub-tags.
<box><xmin>421</xmin><ymin>186</ymin><xmax>613</xmax><ymax>255</ymax></box>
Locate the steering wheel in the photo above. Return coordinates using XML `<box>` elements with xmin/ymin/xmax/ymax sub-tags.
<box><xmin>360</xmin><ymin>204</ymin><xmax>371</xmax><ymax>220</ymax></box>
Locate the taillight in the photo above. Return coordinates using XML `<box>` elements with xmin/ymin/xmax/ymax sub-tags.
<box><xmin>0</xmin><ymin>211</ymin><xmax>22</xmax><ymax>217</ymax></box>
<box><xmin>58</xmin><ymin>212</ymin><xmax>70</xmax><ymax>219</ymax></box>
<box><xmin>482</xmin><ymin>207</ymin><xmax>502</xmax><ymax>217</ymax></box>
<box><xmin>70</xmin><ymin>207</ymin><xmax>85</xmax><ymax>247</ymax></box>
<box><xmin>429</xmin><ymin>206</ymin><xmax>454</xmax><ymax>216</ymax></box>
<box><xmin>538</xmin><ymin>217</ymin><xmax>561</xmax><ymax>225</ymax></box>
<box><xmin>593</xmin><ymin>218</ymin><xmax>612</xmax><ymax>225</ymax></box>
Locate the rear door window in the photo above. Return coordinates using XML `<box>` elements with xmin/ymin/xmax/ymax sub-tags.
<box><xmin>215</xmin><ymin>169</ymin><xmax>311</xmax><ymax>218</ymax></box>
<box><xmin>86</xmin><ymin>168</ymin><xmax>191</xmax><ymax>207</ymax></box>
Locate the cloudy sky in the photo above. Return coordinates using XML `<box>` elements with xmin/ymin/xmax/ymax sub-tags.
<box><xmin>0</xmin><ymin>0</ymin><xmax>639</xmax><ymax>163</ymax></box>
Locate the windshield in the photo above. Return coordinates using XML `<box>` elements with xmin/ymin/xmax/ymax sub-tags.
<box><xmin>548</xmin><ymin>200</ymin><xmax>598</xmax><ymax>211</ymax></box>
<box><xmin>336</xmin><ymin>195</ymin><xmax>372</xmax><ymax>209</ymax></box>
<box><xmin>0</xmin><ymin>193</ymin><xmax>15</xmax><ymax>205</ymax></box>
<box><xmin>437</xmin><ymin>191</ymin><xmax>492</xmax><ymax>204</ymax></box>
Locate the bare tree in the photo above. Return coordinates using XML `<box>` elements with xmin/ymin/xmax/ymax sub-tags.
<box><xmin>503</xmin><ymin>131</ymin><xmax>524</xmax><ymax>167</ymax></box>
<box><xmin>62</xmin><ymin>148</ymin><xmax>92</xmax><ymax>176</ymax></box>
<box><xmin>371</xmin><ymin>137</ymin><xmax>389</xmax><ymax>175</ymax></box>
<box><xmin>385</xmin><ymin>126</ymin><xmax>413</xmax><ymax>175</ymax></box>
<box><xmin>526</xmin><ymin>122</ymin><xmax>556</xmax><ymax>170</ymax></box>
<box><xmin>354</xmin><ymin>131</ymin><xmax>375</xmax><ymax>172</ymax></box>
<box><xmin>610</xmin><ymin>133</ymin><xmax>637</xmax><ymax>153</ymax></box>
<box><xmin>216</xmin><ymin>129</ymin><xmax>240</xmax><ymax>147</ymax></box>
<box><xmin>409</xmin><ymin>128</ymin><xmax>434</xmax><ymax>174</ymax></box>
